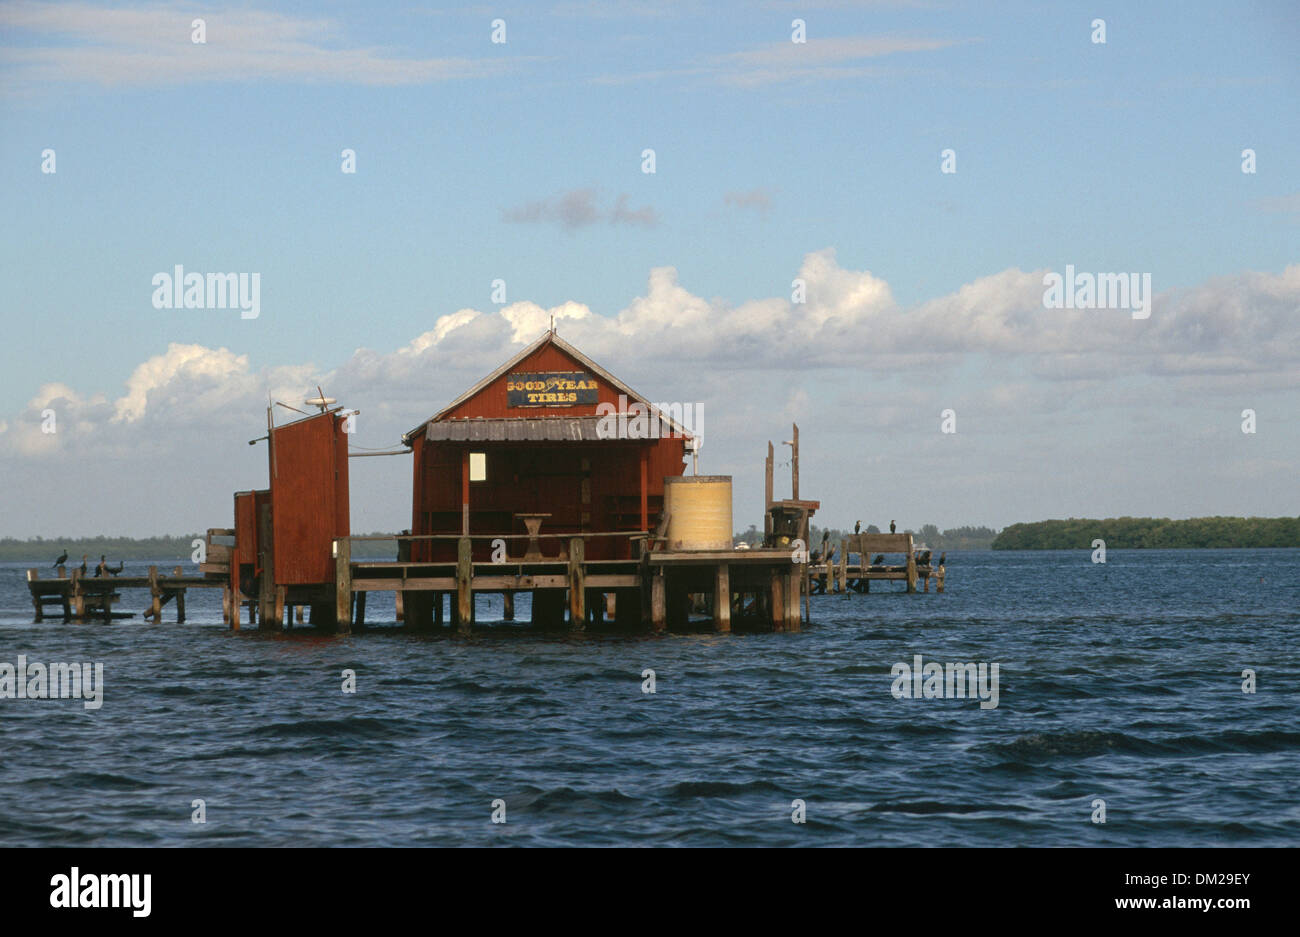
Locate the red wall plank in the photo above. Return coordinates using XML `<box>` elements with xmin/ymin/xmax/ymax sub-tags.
<box><xmin>270</xmin><ymin>412</ymin><xmax>350</xmax><ymax>584</ymax></box>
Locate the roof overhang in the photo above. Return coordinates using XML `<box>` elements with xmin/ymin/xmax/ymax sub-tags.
<box><xmin>401</xmin><ymin>330</ymin><xmax>695</xmax><ymax>446</ymax></box>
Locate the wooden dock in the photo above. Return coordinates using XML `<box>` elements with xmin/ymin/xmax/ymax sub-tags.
<box><xmin>807</xmin><ymin>533</ymin><xmax>945</xmax><ymax>594</ymax></box>
<box><xmin>26</xmin><ymin>564</ymin><xmax>227</xmax><ymax>623</ymax></box>
<box><xmin>325</xmin><ymin>532</ymin><xmax>807</xmax><ymax>635</ymax></box>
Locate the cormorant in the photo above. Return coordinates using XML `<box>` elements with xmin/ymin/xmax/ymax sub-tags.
<box><xmin>854</xmin><ymin>520</ymin><xmax>861</xmax><ymax>534</ymax></box>
<box><xmin>889</xmin><ymin>520</ymin><xmax>896</xmax><ymax>534</ymax></box>
<box><xmin>937</xmin><ymin>552</ymin><xmax>946</xmax><ymax>567</ymax></box>
<box><xmin>53</xmin><ymin>550</ymin><xmax>68</xmax><ymax>567</ymax></box>
<box><xmin>871</xmin><ymin>554</ymin><xmax>885</xmax><ymax>566</ymax></box>
<box><xmin>95</xmin><ymin>555</ymin><xmax>107</xmax><ymax>577</ymax></box>
<box><xmin>108</xmin><ymin>560</ymin><xmax>124</xmax><ymax>576</ymax></box>
<box><xmin>78</xmin><ymin>555</ymin><xmax>88</xmax><ymax>575</ymax></box>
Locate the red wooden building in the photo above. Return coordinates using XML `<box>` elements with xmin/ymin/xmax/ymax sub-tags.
<box><xmin>230</xmin><ymin>410</ymin><xmax>351</xmax><ymax>625</ymax></box>
<box><xmin>401</xmin><ymin>332</ymin><xmax>694</xmax><ymax>561</ymax></box>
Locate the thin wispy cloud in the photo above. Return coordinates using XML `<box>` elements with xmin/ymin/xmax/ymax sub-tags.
<box><xmin>592</xmin><ymin>33</ymin><xmax>974</xmax><ymax>86</ymax></box>
<box><xmin>502</xmin><ymin>188</ymin><xmax>659</xmax><ymax>231</ymax></box>
<box><xmin>1253</xmin><ymin>192</ymin><xmax>1300</xmax><ymax>215</ymax></box>
<box><xmin>724</xmin><ymin>188</ymin><xmax>774</xmax><ymax>215</ymax></box>
<box><xmin>0</xmin><ymin>1</ymin><xmax>517</xmax><ymax>89</ymax></box>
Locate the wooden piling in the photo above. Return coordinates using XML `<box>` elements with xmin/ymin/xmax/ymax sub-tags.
<box><xmin>257</xmin><ymin>503</ymin><xmax>278</xmax><ymax>630</ymax></box>
<box><xmin>650</xmin><ymin>568</ymin><xmax>667</xmax><ymax>632</ymax></box>
<box><xmin>568</xmin><ymin>537</ymin><xmax>586</xmax><ymax>630</ymax></box>
<box><xmin>713</xmin><ymin>563</ymin><xmax>731</xmax><ymax>633</ymax></box>
<box><xmin>503</xmin><ymin>591</ymin><xmax>515</xmax><ymax>621</ymax></box>
<box><xmin>905</xmin><ymin>534</ymin><xmax>917</xmax><ymax>593</ymax></box>
<box><xmin>456</xmin><ymin>537</ymin><xmax>472</xmax><ymax>634</ymax></box>
<box><xmin>355</xmin><ymin>591</ymin><xmax>366</xmax><ymax>627</ymax></box>
<box><xmin>839</xmin><ymin>539</ymin><xmax>849</xmax><ymax>598</ymax></box>
<box><xmin>26</xmin><ymin>570</ymin><xmax>42</xmax><ymax>621</ymax></box>
<box><xmin>148</xmin><ymin>566</ymin><xmax>161</xmax><ymax>622</ymax></box>
<box><xmin>71</xmin><ymin>568</ymin><xmax>85</xmax><ymax>620</ymax></box>
<box><xmin>334</xmin><ymin>537</ymin><xmax>352</xmax><ymax>633</ymax></box>
<box><xmin>769</xmin><ymin>568</ymin><xmax>786</xmax><ymax>632</ymax></box>
<box><xmin>786</xmin><ymin>568</ymin><xmax>802</xmax><ymax>632</ymax></box>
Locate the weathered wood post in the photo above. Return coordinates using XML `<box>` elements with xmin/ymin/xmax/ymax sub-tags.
<box><xmin>70</xmin><ymin>568</ymin><xmax>84</xmax><ymax>621</ymax></box>
<box><xmin>650</xmin><ymin>567</ymin><xmax>667</xmax><ymax>633</ymax></box>
<box><xmin>354</xmin><ymin>591</ymin><xmax>366</xmax><ymax>627</ymax></box>
<box><xmin>26</xmin><ymin>569</ymin><xmax>42</xmax><ymax>621</ymax></box>
<box><xmin>146</xmin><ymin>566</ymin><xmax>160</xmax><ymax>621</ymax></box>
<box><xmin>937</xmin><ymin>563</ymin><xmax>946</xmax><ymax>594</ymax></box>
<box><xmin>334</xmin><ymin>537</ymin><xmax>352</xmax><ymax>633</ymax></box>
<box><xmin>257</xmin><ymin>503</ymin><xmax>278</xmax><ymax>630</ymax></box>
<box><xmin>568</xmin><ymin>537</ymin><xmax>585</xmax><ymax>630</ymax></box>
<box><xmin>714</xmin><ymin>564</ymin><xmax>731</xmax><ymax>633</ymax></box>
<box><xmin>839</xmin><ymin>539</ymin><xmax>849</xmax><ymax>598</ymax></box>
<box><xmin>456</xmin><ymin>537</ymin><xmax>473</xmax><ymax>634</ymax></box>
<box><xmin>769</xmin><ymin>567</ymin><xmax>785</xmax><ymax>632</ymax></box>
<box><xmin>764</xmin><ymin>441</ymin><xmax>774</xmax><ymax>542</ymax></box>
<box><xmin>787</xmin><ymin>567</ymin><xmax>802</xmax><ymax>632</ymax></box>
<box><xmin>503</xmin><ymin>591</ymin><xmax>515</xmax><ymax>620</ymax></box>
<box><xmin>905</xmin><ymin>534</ymin><xmax>917</xmax><ymax>593</ymax></box>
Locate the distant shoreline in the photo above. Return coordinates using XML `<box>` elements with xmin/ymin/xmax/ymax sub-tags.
<box><xmin>6</xmin><ymin>517</ymin><xmax>1297</xmax><ymax>562</ymax></box>
<box><xmin>991</xmin><ymin>516</ymin><xmax>1300</xmax><ymax>550</ymax></box>
<box><xmin>0</xmin><ymin>535</ymin><xmax>400</xmax><ymax>563</ymax></box>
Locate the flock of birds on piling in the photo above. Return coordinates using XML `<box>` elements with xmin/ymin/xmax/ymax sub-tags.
<box><xmin>52</xmin><ymin>550</ymin><xmax>124</xmax><ymax>577</ymax></box>
<box><xmin>810</xmin><ymin>521</ymin><xmax>945</xmax><ymax>569</ymax></box>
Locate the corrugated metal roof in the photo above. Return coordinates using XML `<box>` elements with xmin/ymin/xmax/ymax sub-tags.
<box><xmin>424</xmin><ymin>417</ymin><xmax>611</xmax><ymax>442</ymax></box>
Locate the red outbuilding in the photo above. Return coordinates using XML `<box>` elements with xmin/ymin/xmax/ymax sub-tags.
<box><xmin>401</xmin><ymin>331</ymin><xmax>696</xmax><ymax>562</ymax></box>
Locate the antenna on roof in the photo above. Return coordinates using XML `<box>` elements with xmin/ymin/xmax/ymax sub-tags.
<box><xmin>550</xmin><ymin>313</ymin><xmax>555</xmax><ymax>334</ymax></box>
<box><xmin>305</xmin><ymin>385</ymin><xmax>337</xmax><ymax>413</ymax></box>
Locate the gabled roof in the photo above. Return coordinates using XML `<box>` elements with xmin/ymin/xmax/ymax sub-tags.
<box><xmin>401</xmin><ymin>330</ymin><xmax>693</xmax><ymax>446</ymax></box>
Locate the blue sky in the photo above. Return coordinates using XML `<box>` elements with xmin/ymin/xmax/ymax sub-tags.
<box><xmin>1</xmin><ymin>0</ymin><xmax>1297</xmax><ymax>537</ymax></box>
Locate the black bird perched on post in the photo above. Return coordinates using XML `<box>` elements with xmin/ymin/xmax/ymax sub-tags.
<box><xmin>78</xmin><ymin>555</ymin><xmax>87</xmax><ymax>575</ymax></box>
<box><xmin>94</xmin><ymin>555</ymin><xmax>107</xmax><ymax>577</ymax></box>
<box><xmin>889</xmin><ymin>520</ymin><xmax>896</xmax><ymax>534</ymax></box>
<box><xmin>53</xmin><ymin>550</ymin><xmax>67</xmax><ymax>567</ymax></box>
<box><xmin>871</xmin><ymin>554</ymin><xmax>884</xmax><ymax>566</ymax></box>
<box><xmin>937</xmin><ymin>552</ymin><xmax>946</xmax><ymax>567</ymax></box>
<box><xmin>108</xmin><ymin>560</ymin><xmax>124</xmax><ymax>576</ymax></box>
<box><xmin>854</xmin><ymin>520</ymin><xmax>861</xmax><ymax>534</ymax></box>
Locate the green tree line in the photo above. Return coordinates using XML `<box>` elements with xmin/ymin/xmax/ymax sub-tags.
<box><xmin>992</xmin><ymin>516</ymin><xmax>1300</xmax><ymax>550</ymax></box>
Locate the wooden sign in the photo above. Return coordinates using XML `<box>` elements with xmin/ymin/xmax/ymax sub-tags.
<box><xmin>507</xmin><ymin>372</ymin><xmax>597</xmax><ymax>407</ymax></box>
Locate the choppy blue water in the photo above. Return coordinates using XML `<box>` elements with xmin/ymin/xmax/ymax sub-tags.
<box><xmin>0</xmin><ymin>549</ymin><xmax>1296</xmax><ymax>846</ymax></box>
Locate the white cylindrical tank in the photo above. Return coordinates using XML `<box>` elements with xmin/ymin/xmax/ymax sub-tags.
<box><xmin>664</xmin><ymin>476</ymin><xmax>733</xmax><ymax>551</ymax></box>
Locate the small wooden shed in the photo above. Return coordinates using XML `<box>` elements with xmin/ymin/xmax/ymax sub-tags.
<box><xmin>401</xmin><ymin>332</ymin><xmax>695</xmax><ymax>561</ymax></box>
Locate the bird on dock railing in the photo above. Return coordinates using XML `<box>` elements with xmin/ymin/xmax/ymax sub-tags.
<box><xmin>854</xmin><ymin>520</ymin><xmax>861</xmax><ymax>534</ymax></box>
<box><xmin>53</xmin><ymin>550</ymin><xmax>68</xmax><ymax>567</ymax></box>
<box><xmin>95</xmin><ymin>555</ymin><xmax>107</xmax><ymax>577</ymax></box>
<box><xmin>890</xmin><ymin>520</ymin><xmax>896</xmax><ymax>533</ymax></box>
<box><xmin>871</xmin><ymin>554</ymin><xmax>884</xmax><ymax>566</ymax></box>
<box><xmin>78</xmin><ymin>555</ymin><xmax>88</xmax><ymax>575</ymax></box>
<box><xmin>107</xmin><ymin>560</ymin><xmax>124</xmax><ymax>576</ymax></box>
